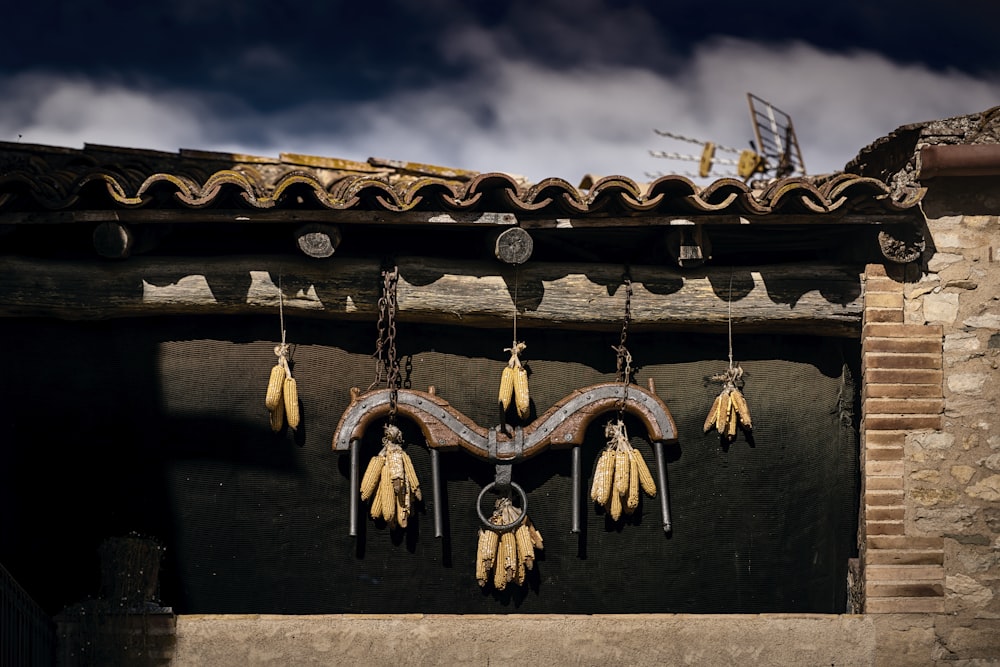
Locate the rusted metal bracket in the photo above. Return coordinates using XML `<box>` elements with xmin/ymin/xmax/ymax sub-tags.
<box><xmin>335</xmin><ymin>381</ymin><xmax>678</xmax><ymax>536</ymax></box>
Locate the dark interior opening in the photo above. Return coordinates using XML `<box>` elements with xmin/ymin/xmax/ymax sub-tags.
<box><xmin>0</xmin><ymin>316</ymin><xmax>859</xmax><ymax>615</ymax></box>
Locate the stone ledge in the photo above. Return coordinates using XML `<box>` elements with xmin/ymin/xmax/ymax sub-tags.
<box><xmin>171</xmin><ymin>614</ymin><xmax>877</xmax><ymax>667</ymax></box>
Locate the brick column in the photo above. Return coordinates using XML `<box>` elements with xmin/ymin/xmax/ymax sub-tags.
<box><xmin>860</xmin><ymin>264</ymin><xmax>945</xmax><ymax>613</ymax></box>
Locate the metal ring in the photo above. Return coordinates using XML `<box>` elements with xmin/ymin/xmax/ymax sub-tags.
<box><xmin>476</xmin><ymin>481</ymin><xmax>527</xmax><ymax>532</ymax></box>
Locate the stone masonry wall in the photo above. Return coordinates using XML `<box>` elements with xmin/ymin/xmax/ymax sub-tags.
<box><xmin>863</xmin><ymin>187</ymin><xmax>1000</xmax><ymax>664</ymax></box>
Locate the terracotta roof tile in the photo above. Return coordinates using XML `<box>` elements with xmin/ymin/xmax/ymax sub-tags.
<box><xmin>0</xmin><ymin>141</ymin><xmax>922</xmax><ymax>217</ymax></box>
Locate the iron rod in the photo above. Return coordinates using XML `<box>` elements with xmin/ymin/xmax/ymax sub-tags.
<box><xmin>653</xmin><ymin>440</ymin><xmax>672</xmax><ymax>533</ymax></box>
<box><xmin>431</xmin><ymin>448</ymin><xmax>444</xmax><ymax>538</ymax></box>
<box><xmin>571</xmin><ymin>446</ymin><xmax>581</xmax><ymax>533</ymax></box>
<box><xmin>349</xmin><ymin>438</ymin><xmax>360</xmax><ymax>537</ymax></box>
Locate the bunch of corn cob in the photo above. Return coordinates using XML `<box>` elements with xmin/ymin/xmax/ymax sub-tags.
<box><xmin>703</xmin><ymin>367</ymin><xmax>752</xmax><ymax>441</ymax></box>
<box><xmin>590</xmin><ymin>419</ymin><xmax>657</xmax><ymax>521</ymax></box>
<box><xmin>360</xmin><ymin>424</ymin><xmax>422</xmax><ymax>529</ymax></box>
<box><xmin>498</xmin><ymin>341</ymin><xmax>530</xmax><ymax>420</ymax></box>
<box><xmin>475</xmin><ymin>497</ymin><xmax>543</xmax><ymax>590</ymax></box>
<box><xmin>264</xmin><ymin>343</ymin><xmax>300</xmax><ymax>431</ymax></box>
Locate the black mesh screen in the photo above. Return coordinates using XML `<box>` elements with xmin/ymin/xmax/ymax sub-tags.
<box><xmin>0</xmin><ymin>316</ymin><xmax>858</xmax><ymax>615</ymax></box>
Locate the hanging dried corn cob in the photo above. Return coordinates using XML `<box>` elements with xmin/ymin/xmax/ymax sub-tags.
<box><xmin>475</xmin><ymin>497</ymin><xmax>543</xmax><ymax>590</ymax></box>
<box><xmin>265</xmin><ymin>343</ymin><xmax>299</xmax><ymax>432</ymax></box>
<box><xmin>264</xmin><ymin>280</ymin><xmax>301</xmax><ymax>432</ymax></box>
<box><xmin>703</xmin><ymin>365</ymin><xmax>752</xmax><ymax>442</ymax></box>
<box><xmin>360</xmin><ymin>423</ymin><xmax>422</xmax><ymax>529</ymax></box>
<box><xmin>498</xmin><ymin>341</ymin><xmax>530</xmax><ymax>419</ymax></box>
<box><xmin>590</xmin><ymin>419</ymin><xmax>657</xmax><ymax>520</ymax></box>
<box><xmin>704</xmin><ymin>274</ymin><xmax>753</xmax><ymax>443</ymax></box>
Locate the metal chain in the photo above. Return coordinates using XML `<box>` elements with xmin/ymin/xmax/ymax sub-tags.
<box><xmin>369</xmin><ymin>264</ymin><xmax>400</xmax><ymax>422</ymax></box>
<box><xmin>613</xmin><ymin>272</ymin><xmax>633</xmax><ymax>417</ymax></box>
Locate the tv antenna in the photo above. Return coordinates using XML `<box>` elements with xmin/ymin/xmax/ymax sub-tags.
<box><xmin>648</xmin><ymin>93</ymin><xmax>806</xmax><ymax>182</ymax></box>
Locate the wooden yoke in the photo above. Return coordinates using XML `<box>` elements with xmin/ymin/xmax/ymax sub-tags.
<box><xmin>336</xmin><ymin>380</ymin><xmax>678</xmax><ymax>537</ymax></box>
<box><xmin>332</xmin><ymin>381</ymin><xmax>678</xmax><ymax>459</ymax></box>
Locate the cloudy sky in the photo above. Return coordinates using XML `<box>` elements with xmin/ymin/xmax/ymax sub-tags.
<box><xmin>2</xmin><ymin>1</ymin><xmax>998</xmax><ymax>183</ymax></box>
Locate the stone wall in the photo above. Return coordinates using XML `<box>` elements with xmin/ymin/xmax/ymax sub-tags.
<box><xmin>859</xmin><ymin>128</ymin><xmax>1000</xmax><ymax>662</ymax></box>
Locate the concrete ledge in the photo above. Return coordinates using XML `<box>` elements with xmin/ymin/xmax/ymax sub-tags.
<box><xmin>173</xmin><ymin>613</ymin><xmax>876</xmax><ymax>666</ymax></box>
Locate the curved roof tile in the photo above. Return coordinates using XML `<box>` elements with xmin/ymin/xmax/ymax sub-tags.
<box><xmin>0</xmin><ymin>141</ymin><xmax>922</xmax><ymax>217</ymax></box>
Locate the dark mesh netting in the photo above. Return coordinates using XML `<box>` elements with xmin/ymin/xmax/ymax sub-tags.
<box><xmin>0</xmin><ymin>316</ymin><xmax>858</xmax><ymax>615</ymax></box>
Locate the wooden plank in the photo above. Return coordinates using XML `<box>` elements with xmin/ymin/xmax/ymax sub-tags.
<box><xmin>0</xmin><ymin>256</ymin><xmax>864</xmax><ymax>333</ymax></box>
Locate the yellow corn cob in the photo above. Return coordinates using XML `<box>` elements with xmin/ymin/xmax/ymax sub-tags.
<box><xmin>703</xmin><ymin>391</ymin><xmax>722</xmax><ymax>433</ymax></box>
<box><xmin>714</xmin><ymin>388</ymin><xmax>732</xmax><ymax>434</ymax></box>
<box><xmin>726</xmin><ymin>397</ymin><xmax>738</xmax><ymax>438</ymax></box>
<box><xmin>360</xmin><ymin>453</ymin><xmax>385</xmax><ymax>501</ymax></box>
<box><xmin>526</xmin><ymin>517</ymin><xmax>544</xmax><ymax>550</ymax></box>
<box><xmin>476</xmin><ymin>529</ymin><xmax>498</xmax><ymax>587</ymax></box>
<box><xmin>730</xmin><ymin>388</ymin><xmax>752</xmax><ymax>429</ymax></box>
<box><xmin>515</xmin><ymin>523</ymin><xmax>535</xmax><ymax>569</ymax></box>
<box><xmin>268</xmin><ymin>399</ymin><xmax>285</xmax><ymax>433</ymax></box>
<box><xmin>265</xmin><ymin>363</ymin><xmax>285</xmax><ymax>411</ymax></box>
<box><xmin>590</xmin><ymin>449</ymin><xmax>614</xmax><ymax>505</ymax></box>
<box><xmin>614</xmin><ymin>448</ymin><xmax>630</xmax><ymax>495</ymax></box>
<box><xmin>631</xmin><ymin>448</ymin><xmax>657</xmax><ymax>497</ymax></box>
<box><xmin>609</xmin><ymin>487</ymin><xmax>623</xmax><ymax>521</ymax></box>
<box><xmin>626</xmin><ymin>454</ymin><xmax>640</xmax><ymax>513</ymax></box>
<box><xmin>396</xmin><ymin>497</ymin><xmax>408</xmax><ymax>529</ymax></box>
<box><xmin>501</xmin><ymin>530</ymin><xmax>517</xmax><ymax>579</ymax></box>
<box><xmin>513</xmin><ymin>366</ymin><xmax>530</xmax><ymax>419</ymax></box>
<box><xmin>401</xmin><ymin>450</ymin><xmax>422</xmax><ymax>502</ymax></box>
<box><xmin>379</xmin><ymin>461</ymin><xmax>395</xmax><ymax>524</ymax></box>
<box><xmin>493</xmin><ymin>547</ymin><xmax>508</xmax><ymax>591</ymax></box>
<box><xmin>480</xmin><ymin>528</ymin><xmax>499</xmax><ymax>568</ymax></box>
<box><xmin>369</xmin><ymin>474</ymin><xmax>385</xmax><ymax>519</ymax></box>
<box><xmin>283</xmin><ymin>377</ymin><xmax>300</xmax><ymax>430</ymax></box>
<box><xmin>387</xmin><ymin>446</ymin><xmax>405</xmax><ymax>498</ymax></box>
<box><xmin>498</xmin><ymin>365</ymin><xmax>515</xmax><ymax>411</ymax></box>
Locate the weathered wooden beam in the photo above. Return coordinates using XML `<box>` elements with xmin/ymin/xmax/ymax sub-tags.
<box><xmin>0</xmin><ymin>256</ymin><xmax>864</xmax><ymax>335</ymax></box>
<box><xmin>0</xmin><ymin>209</ymin><xmax>917</xmax><ymax>228</ymax></box>
<box><xmin>0</xmin><ymin>210</ymin><xmax>520</xmax><ymax>226</ymax></box>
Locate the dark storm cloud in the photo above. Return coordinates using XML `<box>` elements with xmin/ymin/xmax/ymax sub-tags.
<box><xmin>2</xmin><ymin>1</ymin><xmax>999</xmax><ymax>182</ymax></box>
<box><xmin>7</xmin><ymin>1</ymin><xmax>998</xmax><ymax>104</ymax></box>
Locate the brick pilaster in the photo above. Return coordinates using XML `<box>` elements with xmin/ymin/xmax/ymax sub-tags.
<box><xmin>860</xmin><ymin>264</ymin><xmax>945</xmax><ymax>613</ymax></box>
